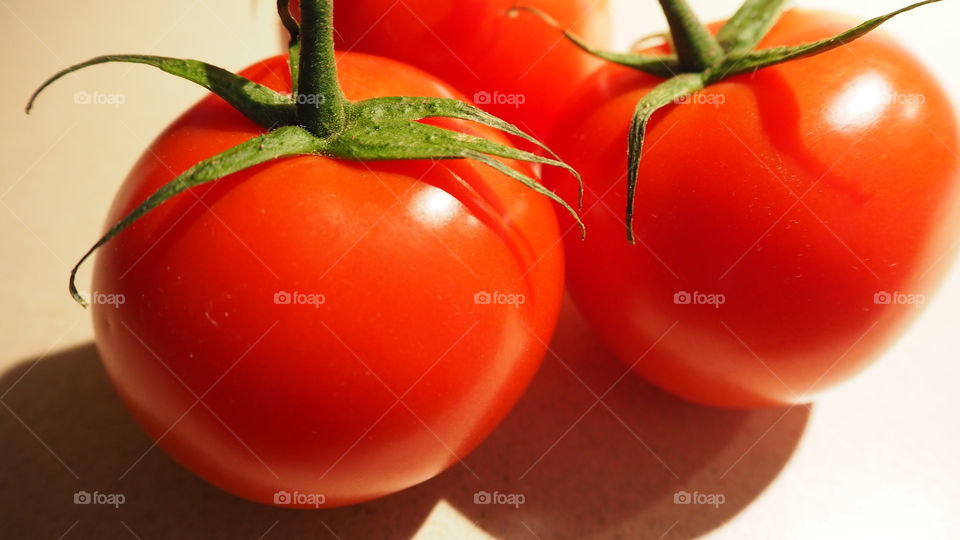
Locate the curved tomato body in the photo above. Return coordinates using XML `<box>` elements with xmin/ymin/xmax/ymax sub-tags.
<box><xmin>324</xmin><ymin>0</ymin><xmax>610</xmax><ymax>139</ymax></box>
<box><xmin>546</xmin><ymin>10</ymin><xmax>960</xmax><ymax>407</ymax></box>
<box><xmin>90</xmin><ymin>54</ymin><xmax>564</xmax><ymax>506</ymax></box>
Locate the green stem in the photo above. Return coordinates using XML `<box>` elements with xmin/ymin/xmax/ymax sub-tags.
<box><xmin>716</xmin><ymin>0</ymin><xmax>789</xmax><ymax>53</ymax></box>
<box><xmin>657</xmin><ymin>0</ymin><xmax>723</xmax><ymax>71</ymax></box>
<box><xmin>278</xmin><ymin>0</ymin><xmax>301</xmax><ymax>89</ymax></box>
<box><xmin>297</xmin><ymin>0</ymin><xmax>346</xmax><ymax>137</ymax></box>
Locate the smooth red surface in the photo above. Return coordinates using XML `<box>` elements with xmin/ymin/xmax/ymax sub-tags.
<box><xmin>324</xmin><ymin>0</ymin><xmax>610</xmax><ymax>139</ymax></box>
<box><xmin>91</xmin><ymin>54</ymin><xmax>564</xmax><ymax>507</ymax></box>
<box><xmin>545</xmin><ymin>10</ymin><xmax>960</xmax><ymax>407</ymax></box>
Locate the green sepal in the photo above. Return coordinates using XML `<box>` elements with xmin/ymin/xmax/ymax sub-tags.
<box><xmin>509</xmin><ymin>6</ymin><xmax>679</xmax><ymax>79</ymax></box>
<box><xmin>710</xmin><ymin>0</ymin><xmax>944</xmax><ymax>82</ymax></box>
<box><xmin>350</xmin><ymin>96</ymin><xmax>584</xmax><ymax>208</ymax></box>
<box><xmin>326</xmin><ymin>98</ymin><xmax>585</xmax><ymax>235</ymax></box>
<box><xmin>26</xmin><ymin>55</ymin><xmax>296</xmax><ymax>129</ymax></box>
<box><xmin>278</xmin><ymin>0</ymin><xmax>301</xmax><ymax>90</ymax></box>
<box><xmin>355</xmin><ymin>97</ymin><xmax>560</xmax><ymax>159</ymax></box>
<box><xmin>69</xmin><ymin>126</ymin><xmax>324</xmax><ymax>306</ymax></box>
<box><xmin>716</xmin><ymin>0</ymin><xmax>789</xmax><ymax>54</ymax></box>
<box><xmin>625</xmin><ymin>73</ymin><xmax>704</xmax><ymax>243</ymax></box>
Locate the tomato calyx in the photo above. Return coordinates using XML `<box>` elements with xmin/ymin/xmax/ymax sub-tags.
<box><xmin>26</xmin><ymin>0</ymin><xmax>585</xmax><ymax>307</ymax></box>
<box><xmin>515</xmin><ymin>0</ymin><xmax>945</xmax><ymax>242</ymax></box>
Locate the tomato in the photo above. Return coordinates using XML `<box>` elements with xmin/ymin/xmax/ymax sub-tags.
<box><xmin>545</xmin><ymin>10</ymin><xmax>960</xmax><ymax>407</ymax></box>
<box><xmin>302</xmin><ymin>0</ymin><xmax>610</xmax><ymax>139</ymax></box>
<box><xmin>90</xmin><ymin>53</ymin><xmax>564</xmax><ymax>507</ymax></box>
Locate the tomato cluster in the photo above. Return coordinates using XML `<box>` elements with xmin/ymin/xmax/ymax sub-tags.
<box><xmin>33</xmin><ymin>0</ymin><xmax>958</xmax><ymax>509</ymax></box>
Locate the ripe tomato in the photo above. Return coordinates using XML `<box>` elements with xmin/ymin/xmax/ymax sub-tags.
<box><xmin>91</xmin><ymin>53</ymin><xmax>564</xmax><ymax>506</ymax></box>
<box><xmin>312</xmin><ymin>0</ymin><xmax>609</xmax><ymax>139</ymax></box>
<box><xmin>545</xmin><ymin>10</ymin><xmax>960</xmax><ymax>407</ymax></box>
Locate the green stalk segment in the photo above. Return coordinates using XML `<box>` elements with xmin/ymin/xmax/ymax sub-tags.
<box><xmin>297</xmin><ymin>0</ymin><xmax>346</xmax><ymax>136</ymax></box>
<box><xmin>657</xmin><ymin>0</ymin><xmax>724</xmax><ymax>71</ymax></box>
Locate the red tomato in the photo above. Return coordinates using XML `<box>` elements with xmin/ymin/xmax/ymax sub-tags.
<box><xmin>91</xmin><ymin>53</ymin><xmax>564</xmax><ymax>506</ymax></box>
<box><xmin>545</xmin><ymin>10</ymin><xmax>960</xmax><ymax>407</ymax></box>
<box><xmin>311</xmin><ymin>0</ymin><xmax>610</xmax><ymax>139</ymax></box>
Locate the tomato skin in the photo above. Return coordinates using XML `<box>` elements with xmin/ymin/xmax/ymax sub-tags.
<box><xmin>326</xmin><ymin>0</ymin><xmax>610</xmax><ymax>139</ymax></box>
<box><xmin>545</xmin><ymin>10</ymin><xmax>960</xmax><ymax>407</ymax></box>
<box><xmin>90</xmin><ymin>54</ymin><xmax>564</xmax><ymax>507</ymax></box>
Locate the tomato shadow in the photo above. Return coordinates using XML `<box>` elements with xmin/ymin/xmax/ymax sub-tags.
<box><xmin>0</xmin><ymin>297</ymin><xmax>808</xmax><ymax>539</ymax></box>
<box><xmin>0</xmin><ymin>343</ymin><xmax>434</xmax><ymax>539</ymax></box>
<box><xmin>417</xmin><ymin>297</ymin><xmax>811</xmax><ymax>538</ymax></box>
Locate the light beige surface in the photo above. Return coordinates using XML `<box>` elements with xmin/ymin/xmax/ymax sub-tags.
<box><xmin>1</xmin><ymin>0</ymin><xmax>958</xmax><ymax>538</ymax></box>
